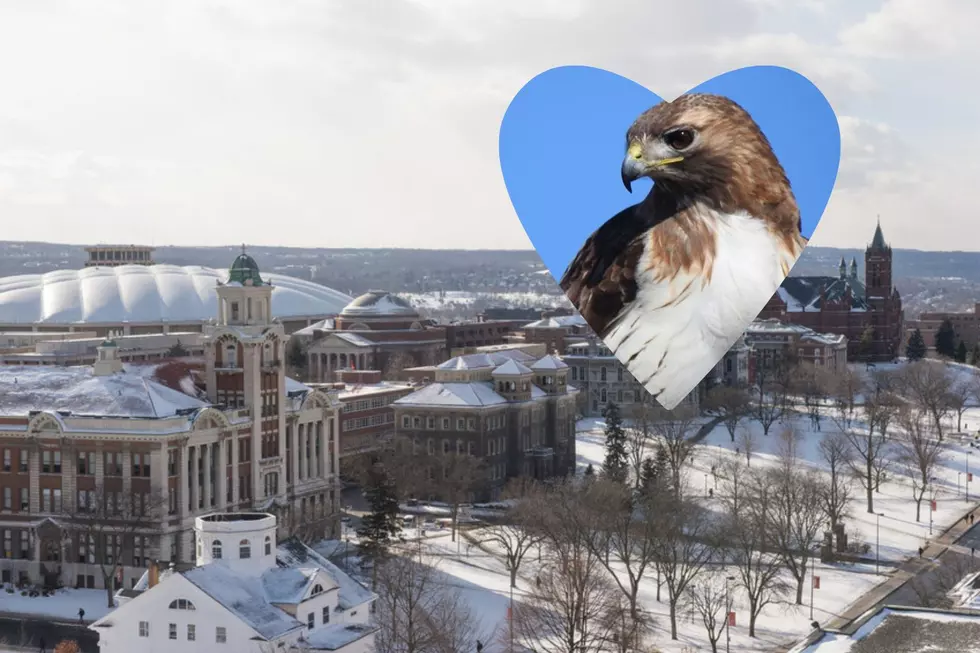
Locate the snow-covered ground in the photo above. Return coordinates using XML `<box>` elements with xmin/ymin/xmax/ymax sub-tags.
<box><xmin>0</xmin><ymin>585</ymin><xmax>112</xmax><ymax>622</ymax></box>
<box><xmin>400</xmin><ymin>290</ymin><xmax>568</xmax><ymax>314</ymax></box>
<box><xmin>372</xmin><ymin>359</ymin><xmax>980</xmax><ymax>653</ymax></box>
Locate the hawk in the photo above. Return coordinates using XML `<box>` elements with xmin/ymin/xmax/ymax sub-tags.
<box><xmin>560</xmin><ymin>93</ymin><xmax>806</xmax><ymax>410</ymax></box>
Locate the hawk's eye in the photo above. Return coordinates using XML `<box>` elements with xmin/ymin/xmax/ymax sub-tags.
<box><xmin>664</xmin><ymin>129</ymin><xmax>695</xmax><ymax>151</ymax></box>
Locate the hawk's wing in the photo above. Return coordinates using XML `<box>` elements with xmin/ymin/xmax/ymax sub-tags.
<box><xmin>559</xmin><ymin>204</ymin><xmax>654</xmax><ymax>338</ymax></box>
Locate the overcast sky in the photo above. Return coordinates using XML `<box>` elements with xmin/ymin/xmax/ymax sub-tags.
<box><xmin>0</xmin><ymin>0</ymin><xmax>976</xmax><ymax>251</ymax></box>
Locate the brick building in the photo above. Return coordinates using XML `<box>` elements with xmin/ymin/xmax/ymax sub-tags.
<box><xmin>0</xmin><ymin>253</ymin><xmax>341</xmax><ymax>590</ymax></box>
<box><xmin>391</xmin><ymin>350</ymin><xmax>578</xmax><ymax>500</ymax></box>
<box><xmin>904</xmin><ymin>304</ymin><xmax>980</xmax><ymax>355</ymax></box>
<box><xmin>743</xmin><ymin>319</ymin><xmax>849</xmax><ymax>372</ymax></box>
<box><xmin>757</xmin><ymin>221</ymin><xmax>904</xmax><ymax>362</ymax></box>
<box><xmin>521</xmin><ymin>314</ymin><xmax>590</xmax><ymax>356</ymax></box>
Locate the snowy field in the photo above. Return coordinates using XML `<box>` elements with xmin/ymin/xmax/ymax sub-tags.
<box><xmin>372</xmin><ymin>359</ymin><xmax>980</xmax><ymax>653</ymax></box>
<box><xmin>0</xmin><ymin>585</ymin><xmax>112</xmax><ymax>622</ymax></box>
<box><xmin>400</xmin><ymin>290</ymin><xmax>568</xmax><ymax>314</ymax></box>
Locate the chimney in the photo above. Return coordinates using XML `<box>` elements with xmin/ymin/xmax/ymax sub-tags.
<box><xmin>148</xmin><ymin>560</ymin><xmax>160</xmax><ymax>588</ymax></box>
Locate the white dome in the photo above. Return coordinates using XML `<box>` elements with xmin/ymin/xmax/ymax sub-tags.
<box><xmin>0</xmin><ymin>265</ymin><xmax>353</xmax><ymax>325</ymax></box>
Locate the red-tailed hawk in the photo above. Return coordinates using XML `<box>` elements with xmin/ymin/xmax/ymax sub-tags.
<box><xmin>560</xmin><ymin>93</ymin><xmax>806</xmax><ymax>409</ymax></box>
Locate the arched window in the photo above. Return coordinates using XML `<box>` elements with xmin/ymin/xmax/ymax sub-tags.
<box><xmin>240</xmin><ymin>539</ymin><xmax>251</xmax><ymax>559</ymax></box>
<box><xmin>311</xmin><ymin>584</ymin><xmax>324</xmax><ymax>596</ymax></box>
<box><xmin>169</xmin><ymin>599</ymin><xmax>196</xmax><ymax>610</ymax></box>
<box><xmin>212</xmin><ymin>539</ymin><xmax>223</xmax><ymax>559</ymax></box>
<box><xmin>264</xmin><ymin>535</ymin><xmax>272</xmax><ymax>556</ymax></box>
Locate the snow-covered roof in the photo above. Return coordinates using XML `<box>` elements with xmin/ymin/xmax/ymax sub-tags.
<box><xmin>530</xmin><ymin>354</ymin><xmax>569</xmax><ymax>371</ymax></box>
<box><xmin>340</xmin><ymin>291</ymin><xmax>418</xmax><ymax>318</ymax></box>
<box><xmin>293</xmin><ymin>318</ymin><xmax>335</xmax><ymax>336</ymax></box>
<box><xmin>0</xmin><ymin>265</ymin><xmax>353</xmax><ymax>326</ymax></box>
<box><xmin>394</xmin><ymin>382</ymin><xmax>508</xmax><ymax>407</ymax></box>
<box><xmin>182</xmin><ymin>564</ymin><xmax>302</xmax><ymax>640</ymax></box>
<box><xmin>745</xmin><ymin>319</ymin><xmax>846</xmax><ymax>347</ymax></box>
<box><xmin>493</xmin><ymin>359</ymin><xmax>532</xmax><ymax>376</ymax></box>
<box><xmin>276</xmin><ymin>538</ymin><xmax>375</xmax><ymax>611</ymax></box>
<box><xmin>0</xmin><ymin>364</ymin><xmax>208</xmax><ymax>418</ymax></box>
<box><xmin>305</xmin><ymin>623</ymin><xmax>379</xmax><ymax>651</ymax></box>
<box><xmin>333</xmin><ymin>332</ymin><xmax>375</xmax><ymax>347</ymax></box>
<box><xmin>776</xmin><ymin>275</ymin><xmax>869</xmax><ymax>313</ymax></box>
<box><xmin>436</xmin><ymin>349</ymin><xmax>535</xmax><ymax>371</ymax></box>
<box><xmin>524</xmin><ymin>314</ymin><xmax>587</xmax><ymax>329</ymax></box>
<box><xmin>262</xmin><ymin>567</ymin><xmax>324</xmax><ymax>605</ymax></box>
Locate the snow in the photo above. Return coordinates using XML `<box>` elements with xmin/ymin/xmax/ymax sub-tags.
<box><xmin>0</xmin><ymin>364</ymin><xmax>208</xmax><ymax>418</ymax></box>
<box><xmin>776</xmin><ymin>286</ymin><xmax>807</xmax><ymax>311</ymax></box>
<box><xmin>436</xmin><ymin>350</ymin><xmax>535</xmax><ymax>371</ymax></box>
<box><xmin>394</xmin><ymin>382</ymin><xmax>508</xmax><ymax>407</ymax></box>
<box><xmin>262</xmin><ymin>567</ymin><xmax>319</xmax><ymax>604</ymax></box>
<box><xmin>492</xmin><ymin>359</ymin><xmax>532</xmax><ymax>376</ymax></box>
<box><xmin>524</xmin><ymin>314</ymin><xmax>587</xmax><ymax>329</ymax></box>
<box><xmin>400</xmin><ymin>290</ymin><xmax>568</xmax><ymax>313</ymax></box>
<box><xmin>304</xmin><ymin>623</ymin><xmax>379</xmax><ymax>650</ymax></box>
<box><xmin>182</xmin><ymin>564</ymin><xmax>303</xmax><ymax>639</ymax></box>
<box><xmin>340</xmin><ymin>291</ymin><xmax>418</xmax><ymax>317</ymax></box>
<box><xmin>0</xmin><ymin>585</ymin><xmax>113</xmax><ymax>622</ymax></box>
<box><xmin>276</xmin><ymin>539</ymin><xmax>375</xmax><ymax>610</ymax></box>
<box><xmin>793</xmin><ymin>607</ymin><xmax>980</xmax><ymax>652</ymax></box>
<box><xmin>0</xmin><ymin>264</ymin><xmax>353</xmax><ymax>325</ymax></box>
<box><xmin>529</xmin><ymin>354</ymin><xmax>568</xmax><ymax>371</ymax></box>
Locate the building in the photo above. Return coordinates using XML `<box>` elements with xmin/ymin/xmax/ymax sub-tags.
<box><xmin>758</xmin><ymin>220</ymin><xmax>904</xmax><ymax>362</ymax></box>
<box><xmin>392</xmin><ymin>350</ymin><xmax>578</xmax><ymax>500</ymax></box>
<box><xmin>743</xmin><ymin>319</ymin><xmax>849</xmax><ymax>372</ymax></box>
<box><xmin>561</xmin><ymin>337</ymin><xmax>700</xmax><ymax>416</ymax></box>
<box><xmin>0</xmin><ymin>261</ymin><xmax>353</xmax><ymax>337</ymax></box>
<box><xmin>478</xmin><ymin>307</ymin><xmax>573</xmax><ymax>322</ymax></box>
<box><xmin>90</xmin><ymin>512</ymin><xmax>376</xmax><ymax>653</ymax></box>
<box><xmin>904</xmin><ymin>303</ymin><xmax>980</xmax><ymax>355</ymax></box>
<box><xmin>311</xmin><ymin>369</ymin><xmax>415</xmax><ymax>474</ymax></box>
<box><xmin>521</xmin><ymin>313</ymin><xmax>590</xmax><ymax>355</ymax></box>
<box><xmin>0</xmin><ymin>253</ymin><xmax>342</xmax><ymax>591</ymax></box>
<box><xmin>0</xmin><ymin>331</ymin><xmax>205</xmax><ymax>366</ymax></box>
<box><xmin>399</xmin><ymin>343</ymin><xmax>548</xmax><ymax>383</ymax></box>
<box><xmin>444</xmin><ymin>317</ymin><xmax>526</xmax><ymax>353</ymax></box>
<box><xmin>709</xmin><ymin>335</ymin><xmax>754</xmax><ymax>388</ymax></box>
<box><xmin>84</xmin><ymin>244</ymin><xmax>156</xmax><ymax>267</ymax></box>
<box><xmin>789</xmin><ymin>605</ymin><xmax>980</xmax><ymax>652</ymax></box>
<box><xmin>303</xmin><ymin>291</ymin><xmax>448</xmax><ymax>382</ymax></box>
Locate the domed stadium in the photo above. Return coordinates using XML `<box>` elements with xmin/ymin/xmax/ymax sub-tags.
<box><xmin>0</xmin><ymin>263</ymin><xmax>353</xmax><ymax>337</ymax></box>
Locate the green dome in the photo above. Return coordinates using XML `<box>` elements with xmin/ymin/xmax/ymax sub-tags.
<box><xmin>229</xmin><ymin>252</ymin><xmax>265</xmax><ymax>286</ymax></box>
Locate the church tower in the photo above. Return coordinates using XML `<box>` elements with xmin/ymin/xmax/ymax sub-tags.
<box><xmin>864</xmin><ymin>219</ymin><xmax>901</xmax><ymax>361</ymax></box>
<box><xmin>203</xmin><ymin>247</ymin><xmax>287</xmax><ymax>511</ymax></box>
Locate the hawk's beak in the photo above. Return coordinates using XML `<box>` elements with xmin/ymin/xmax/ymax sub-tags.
<box><xmin>621</xmin><ymin>142</ymin><xmax>684</xmax><ymax>193</ymax></box>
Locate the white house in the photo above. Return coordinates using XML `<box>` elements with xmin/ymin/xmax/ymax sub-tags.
<box><xmin>89</xmin><ymin>512</ymin><xmax>376</xmax><ymax>653</ymax></box>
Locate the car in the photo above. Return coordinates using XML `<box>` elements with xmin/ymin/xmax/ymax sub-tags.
<box><xmin>341</xmin><ymin>516</ymin><xmax>352</xmax><ymax>525</ymax></box>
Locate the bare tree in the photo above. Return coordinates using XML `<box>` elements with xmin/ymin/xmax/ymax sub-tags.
<box><xmin>625</xmin><ymin>401</ymin><xmax>656</xmax><ymax>488</ymax></box>
<box><xmin>722</xmin><ymin>468</ymin><xmax>789</xmax><ymax>637</ymax></box>
<box><xmin>685</xmin><ymin>577</ymin><xmax>730</xmax><ymax>653</ymax></box>
<box><xmin>653</xmin><ymin>496</ymin><xmax>717</xmax><ymax>640</ymax></box>
<box><xmin>825</xmin><ymin>367</ymin><xmax>860</xmax><ymax>433</ymax></box>
<box><xmin>895</xmin><ymin>361</ymin><xmax>956</xmax><ymax>441</ymax></box>
<box><xmin>475</xmin><ymin>479</ymin><xmax>545</xmax><ymax>589</ymax></box>
<box><xmin>790</xmin><ymin>364</ymin><xmax>828</xmax><ymax>430</ymax></box>
<box><xmin>769</xmin><ymin>466</ymin><xmax>825</xmax><ymax>605</ymax></box>
<box><xmin>374</xmin><ymin>554</ymin><xmax>485</xmax><ymax>653</ymax></box>
<box><xmin>63</xmin><ymin>483</ymin><xmax>166</xmax><ymax>607</ymax></box>
<box><xmin>843</xmin><ymin>418</ymin><xmax>892</xmax><ymax>514</ymax></box>
<box><xmin>863</xmin><ymin>377</ymin><xmax>901</xmax><ymax>439</ymax></box>
<box><xmin>817</xmin><ymin>431</ymin><xmax>854</xmax><ymax>547</ymax></box>
<box><xmin>737</xmin><ymin>426</ymin><xmax>757</xmax><ymax>467</ymax></box>
<box><xmin>897</xmin><ymin>406</ymin><xmax>945</xmax><ymax>522</ymax></box>
<box><xmin>703</xmin><ymin>385</ymin><xmax>751</xmax><ymax>442</ymax></box>
<box><xmin>650</xmin><ymin>404</ymin><xmax>699</xmax><ymax>497</ymax></box>
<box><xmin>431</xmin><ymin>452</ymin><xmax>488</xmax><ymax>542</ymax></box>
<box><xmin>946</xmin><ymin>382</ymin><xmax>972</xmax><ymax>433</ymax></box>
<box><xmin>382</xmin><ymin>351</ymin><xmax>418</xmax><ymax>381</ymax></box>
<box><xmin>753</xmin><ymin>360</ymin><xmax>787</xmax><ymax>436</ymax></box>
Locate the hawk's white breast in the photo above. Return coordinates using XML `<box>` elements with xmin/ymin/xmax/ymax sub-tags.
<box><xmin>604</xmin><ymin>208</ymin><xmax>801</xmax><ymax>409</ymax></box>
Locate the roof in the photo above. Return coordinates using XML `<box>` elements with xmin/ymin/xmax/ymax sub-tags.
<box><xmin>227</xmin><ymin>252</ymin><xmax>265</xmax><ymax>286</ymax></box>
<box><xmin>340</xmin><ymin>291</ymin><xmax>418</xmax><ymax>318</ymax></box>
<box><xmin>181</xmin><ymin>564</ymin><xmax>302</xmax><ymax>640</ymax></box>
<box><xmin>262</xmin><ymin>567</ymin><xmax>324</xmax><ymax>604</ymax></box>
<box><xmin>493</xmin><ymin>359</ymin><xmax>532</xmax><ymax>375</ymax></box>
<box><xmin>870</xmin><ymin>219</ymin><xmax>888</xmax><ymax>249</ymax></box>
<box><xmin>293</xmin><ymin>318</ymin><xmax>335</xmax><ymax>336</ymax></box>
<box><xmin>276</xmin><ymin>538</ymin><xmax>375</xmax><ymax>610</ymax></box>
<box><xmin>394</xmin><ymin>382</ymin><xmax>508</xmax><ymax>407</ymax></box>
<box><xmin>436</xmin><ymin>350</ymin><xmax>535</xmax><ymax>371</ymax></box>
<box><xmin>0</xmin><ymin>265</ymin><xmax>352</xmax><ymax>325</ymax></box>
<box><xmin>776</xmin><ymin>275</ymin><xmax>868</xmax><ymax>313</ymax></box>
<box><xmin>793</xmin><ymin>606</ymin><xmax>980</xmax><ymax>652</ymax></box>
<box><xmin>530</xmin><ymin>354</ymin><xmax>569</xmax><ymax>371</ymax></box>
<box><xmin>524</xmin><ymin>314</ymin><xmax>588</xmax><ymax>329</ymax></box>
<box><xmin>0</xmin><ymin>364</ymin><xmax>208</xmax><ymax>418</ymax></box>
<box><xmin>305</xmin><ymin>623</ymin><xmax>379</xmax><ymax>651</ymax></box>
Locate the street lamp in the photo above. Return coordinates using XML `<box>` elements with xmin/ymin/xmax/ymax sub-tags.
<box><xmin>704</xmin><ymin>473</ymin><xmax>709</xmax><ymax>499</ymax></box>
<box><xmin>725</xmin><ymin>575</ymin><xmax>735</xmax><ymax>653</ymax></box>
<box><xmin>876</xmin><ymin>513</ymin><xmax>884</xmax><ymax>575</ymax></box>
<box><xmin>968</xmin><ymin>450</ymin><xmax>974</xmax><ymax>503</ymax></box>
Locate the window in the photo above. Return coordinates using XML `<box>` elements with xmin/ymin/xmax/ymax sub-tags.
<box><xmin>138</xmin><ymin>621</ymin><xmax>149</xmax><ymax>637</ymax></box>
<box><xmin>19</xmin><ymin>489</ymin><xmax>28</xmax><ymax>511</ymax></box>
<box><xmin>2</xmin><ymin>449</ymin><xmax>9</xmax><ymax>472</ymax></box>
<box><xmin>187</xmin><ymin>624</ymin><xmax>196</xmax><ymax>641</ymax></box>
<box><xmin>402</xmin><ymin>416</ymin><xmax>410</xmax><ymax>428</ymax></box>
<box><xmin>442</xmin><ymin>417</ymin><xmax>450</xmax><ymax>429</ymax></box>
<box><xmin>307</xmin><ymin>612</ymin><xmax>314</xmax><ymax>629</ymax></box>
<box><xmin>169</xmin><ymin>599</ymin><xmax>196</xmax><ymax>610</ymax></box>
<box><xmin>169</xmin><ymin>624</ymin><xmax>177</xmax><ymax>640</ymax></box>
<box><xmin>216</xmin><ymin>627</ymin><xmax>227</xmax><ymax>643</ymax></box>
<box><xmin>19</xmin><ymin>450</ymin><xmax>27</xmax><ymax>473</ymax></box>
<box><xmin>601</xmin><ymin>367</ymin><xmax>607</xmax><ymax>381</ymax></box>
<box><xmin>3</xmin><ymin>487</ymin><xmax>9</xmax><ymax>510</ymax></box>
<box><xmin>264</xmin><ymin>536</ymin><xmax>272</xmax><ymax>556</ymax></box>
<box><xmin>212</xmin><ymin>540</ymin><xmax>223</xmax><ymax>559</ymax></box>
<box><xmin>239</xmin><ymin>539</ymin><xmax>251</xmax><ymax>559</ymax></box>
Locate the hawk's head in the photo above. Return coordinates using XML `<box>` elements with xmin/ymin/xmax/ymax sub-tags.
<box><xmin>620</xmin><ymin>93</ymin><xmax>785</xmax><ymax>198</ymax></box>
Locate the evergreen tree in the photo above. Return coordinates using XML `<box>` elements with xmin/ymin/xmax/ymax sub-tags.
<box><xmin>601</xmin><ymin>401</ymin><xmax>629</xmax><ymax>483</ymax></box>
<box><xmin>639</xmin><ymin>445</ymin><xmax>671</xmax><ymax>497</ymax></box>
<box><xmin>956</xmin><ymin>340</ymin><xmax>969</xmax><ymax>363</ymax></box>
<box><xmin>638</xmin><ymin>457</ymin><xmax>657</xmax><ymax>496</ymax></box>
<box><xmin>583</xmin><ymin>463</ymin><xmax>595</xmax><ymax>479</ymax></box>
<box><xmin>356</xmin><ymin>463</ymin><xmax>401</xmax><ymax>583</ymax></box>
<box><xmin>165</xmin><ymin>340</ymin><xmax>188</xmax><ymax>358</ymax></box>
<box><xmin>935</xmin><ymin>319</ymin><xmax>957</xmax><ymax>358</ymax></box>
<box><xmin>286</xmin><ymin>337</ymin><xmax>307</xmax><ymax>372</ymax></box>
<box><xmin>972</xmin><ymin>343</ymin><xmax>980</xmax><ymax>367</ymax></box>
<box><xmin>859</xmin><ymin>326</ymin><xmax>875</xmax><ymax>360</ymax></box>
<box><xmin>906</xmin><ymin>328</ymin><xmax>927</xmax><ymax>362</ymax></box>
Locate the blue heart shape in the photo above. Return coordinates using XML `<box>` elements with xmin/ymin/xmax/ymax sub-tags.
<box><xmin>499</xmin><ymin>65</ymin><xmax>841</xmax><ymax>283</ymax></box>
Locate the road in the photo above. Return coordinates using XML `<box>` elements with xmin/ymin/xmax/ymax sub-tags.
<box><xmin>0</xmin><ymin>615</ymin><xmax>98</xmax><ymax>653</ymax></box>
